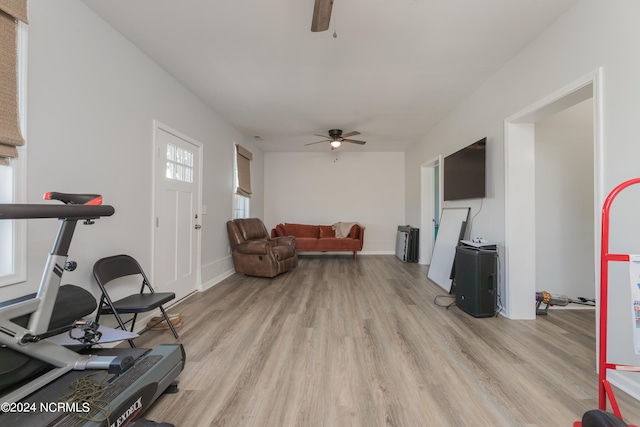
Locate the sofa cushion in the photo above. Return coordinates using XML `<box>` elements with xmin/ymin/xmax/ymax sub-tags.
<box><xmin>319</xmin><ymin>225</ymin><xmax>335</xmax><ymax>238</ymax></box>
<box><xmin>316</xmin><ymin>237</ymin><xmax>360</xmax><ymax>251</ymax></box>
<box><xmin>284</xmin><ymin>223</ymin><xmax>319</xmax><ymax>238</ymax></box>
<box><xmin>294</xmin><ymin>237</ymin><xmax>319</xmax><ymax>251</ymax></box>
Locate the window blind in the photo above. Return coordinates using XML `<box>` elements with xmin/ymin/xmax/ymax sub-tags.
<box><xmin>235</xmin><ymin>144</ymin><xmax>252</xmax><ymax>198</ymax></box>
<box><xmin>0</xmin><ymin>0</ymin><xmax>27</xmax><ymax>166</ymax></box>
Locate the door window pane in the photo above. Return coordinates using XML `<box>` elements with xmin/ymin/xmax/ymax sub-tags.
<box><xmin>166</xmin><ymin>143</ymin><xmax>193</xmax><ymax>183</ymax></box>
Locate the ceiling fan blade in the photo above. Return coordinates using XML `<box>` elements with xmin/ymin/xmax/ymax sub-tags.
<box><xmin>313</xmin><ymin>134</ymin><xmax>331</xmax><ymax>139</ymax></box>
<box><xmin>343</xmin><ymin>139</ymin><xmax>366</xmax><ymax>145</ymax></box>
<box><xmin>340</xmin><ymin>131</ymin><xmax>360</xmax><ymax>138</ymax></box>
<box><xmin>305</xmin><ymin>140</ymin><xmax>329</xmax><ymax>146</ymax></box>
<box><xmin>311</xmin><ymin>0</ymin><xmax>333</xmax><ymax>32</ymax></box>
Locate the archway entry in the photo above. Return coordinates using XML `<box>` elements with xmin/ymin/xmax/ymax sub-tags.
<box><xmin>504</xmin><ymin>70</ymin><xmax>602</xmax><ymax>319</ymax></box>
<box><xmin>420</xmin><ymin>156</ymin><xmax>442</xmax><ymax>265</ymax></box>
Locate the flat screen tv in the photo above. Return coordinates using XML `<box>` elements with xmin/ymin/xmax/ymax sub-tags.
<box><xmin>443</xmin><ymin>138</ymin><xmax>486</xmax><ymax>201</ymax></box>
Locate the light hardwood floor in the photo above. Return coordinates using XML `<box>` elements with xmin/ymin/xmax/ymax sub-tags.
<box><xmin>134</xmin><ymin>255</ymin><xmax>640</xmax><ymax>426</ymax></box>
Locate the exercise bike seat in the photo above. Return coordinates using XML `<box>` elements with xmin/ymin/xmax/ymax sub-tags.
<box><xmin>0</xmin><ymin>284</ymin><xmax>97</xmax><ymax>393</ymax></box>
<box><xmin>44</xmin><ymin>191</ymin><xmax>103</xmax><ymax>205</ymax></box>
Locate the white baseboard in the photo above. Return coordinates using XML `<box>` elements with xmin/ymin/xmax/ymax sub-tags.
<box><xmin>200</xmin><ymin>268</ymin><xmax>235</xmax><ymax>292</ymax></box>
<box><xmin>539</xmin><ymin>305</ymin><xmax>596</xmax><ymax>311</ymax></box>
<box><xmin>297</xmin><ymin>250</ymin><xmax>395</xmax><ymax>256</ymax></box>
<box><xmin>607</xmin><ymin>370</ymin><xmax>640</xmax><ymax>403</ymax></box>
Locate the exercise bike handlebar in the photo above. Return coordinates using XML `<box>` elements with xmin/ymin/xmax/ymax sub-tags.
<box><xmin>0</xmin><ymin>192</ymin><xmax>115</xmax><ymax>220</ymax></box>
<box><xmin>0</xmin><ymin>204</ymin><xmax>115</xmax><ymax>220</ymax></box>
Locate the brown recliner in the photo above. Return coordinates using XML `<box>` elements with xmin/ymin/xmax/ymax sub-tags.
<box><xmin>227</xmin><ymin>218</ymin><xmax>298</xmax><ymax>278</ymax></box>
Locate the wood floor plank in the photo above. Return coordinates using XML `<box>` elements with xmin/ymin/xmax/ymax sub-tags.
<box><xmin>132</xmin><ymin>255</ymin><xmax>640</xmax><ymax>426</ymax></box>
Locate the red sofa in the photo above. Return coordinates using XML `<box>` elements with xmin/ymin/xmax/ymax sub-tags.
<box><xmin>271</xmin><ymin>222</ymin><xmax>365</xmax><ymax>259</ymax></box>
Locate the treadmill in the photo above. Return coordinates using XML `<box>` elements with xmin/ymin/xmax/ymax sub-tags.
<box><xmin>0</xmin><ymin>193</ymin><xmax>185</xmax><ymax>426</ymax></box>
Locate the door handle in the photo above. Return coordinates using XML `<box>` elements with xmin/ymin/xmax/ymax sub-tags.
<box><xmin>194</xmin><ymin>224</ymin><xmax>202</xmax><ymax>230</ymax></box>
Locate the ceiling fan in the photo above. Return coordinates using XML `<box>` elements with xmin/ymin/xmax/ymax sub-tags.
<box><xmin>305</xmin><ymin>129</ymin><xmax>367</xmax><ymax>150</ymax></box>
<box><xmin>311</xmin><ymin>0</ymin><xmax>333</xmax><ymax>32</ymax></box>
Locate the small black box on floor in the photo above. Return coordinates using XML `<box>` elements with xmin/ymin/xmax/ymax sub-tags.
<box><xmin>396</xmin><ymin>226</ymin><xmax>419</xmax><ymax>262</ymax></box>
<box><xmin>454</xmin><ymin>245</ymin><xmax>497</xmax><ymax>317</ymax></box>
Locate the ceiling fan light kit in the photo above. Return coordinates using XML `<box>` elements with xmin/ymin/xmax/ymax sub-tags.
<box><xmin>305</xmin><ymin>129</ymin><xmax>367</xmax><ymax>150</ymax></box>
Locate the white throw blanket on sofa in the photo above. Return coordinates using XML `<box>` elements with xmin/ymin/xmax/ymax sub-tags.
<box><xmin>332</xmin><ymin>222</ymin><xmax>365</xmax><ymax>238</ymax></box>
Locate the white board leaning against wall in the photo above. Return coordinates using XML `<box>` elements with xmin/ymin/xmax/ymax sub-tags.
<box><xmin>427</xmin><ymin>207</ymin><xmax>470</xmax><ymax>293</ymax></box>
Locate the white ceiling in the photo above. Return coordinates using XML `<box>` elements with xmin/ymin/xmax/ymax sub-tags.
<box><xmin>81</xmin><ymin>0</ymin><xmax>578</xmax><ymax>152</ymax></box>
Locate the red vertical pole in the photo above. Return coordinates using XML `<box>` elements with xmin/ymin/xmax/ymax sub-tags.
<box><xmin>600</xmin><ymin>186</ymin><xmax>613</xmax><ymax>410</ymax></box>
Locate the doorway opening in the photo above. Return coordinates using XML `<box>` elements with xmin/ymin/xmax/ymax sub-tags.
<box><xmin>504</xmin><ymin>69</ymin><xmax>602</xmax><ymax>319</ymax></box>
<box><xmin>420</xmin><ymin>156</ymin><xmax>442</xmax><ymax>265</ymax></box>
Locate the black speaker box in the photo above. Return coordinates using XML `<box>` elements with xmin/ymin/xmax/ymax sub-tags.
<box><xmin>454</xmin><ymin>246</ymin><xmax>497</xmax><ymax>318</ymax></box>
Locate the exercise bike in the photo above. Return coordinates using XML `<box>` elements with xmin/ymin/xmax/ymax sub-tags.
<box><xmin>0</xmin><ymin>193</ymin><xmax>184</xmax><ymax>426</ymax></box>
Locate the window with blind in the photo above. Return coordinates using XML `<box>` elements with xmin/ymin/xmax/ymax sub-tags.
<box><xmin>0</xmin><ymin>0</ymin><xmax>28</xmax><ymax>165</ymax></box>
<box><xmin>233</xmin><ymin>144</ymin><xmax>252</xmax><ymax>219</ymax></box>
<box><xmin>0</xmin><ymin>1</ymin><xmax>27</xmax><ymax>287</ymax></box>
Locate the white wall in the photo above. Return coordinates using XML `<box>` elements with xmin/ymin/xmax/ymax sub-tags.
<box><xmin>11</xmin><ymin>0</ymin><xmax>640</xmax><ymax>403</ymax></box>
<box><xmin>3</xmin><ymin>0</ymin><xmax>262</xmax><ymax>300</ymax></box>
<box><xmin>535</xmin><ymin>99</ymin><xmax>594</xmax><ymax>301</ymax></box>
<box><xmin>405</xmin><ymin>0</ymin><xmax>640</xmax><ymax>398</ymax></box>
<box><xmin>264</xmin><ymin>151</ymin><xmax>404</xmax><ymax>254</ymax></box>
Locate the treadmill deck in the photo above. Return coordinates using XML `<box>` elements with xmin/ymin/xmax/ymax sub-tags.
<box><xmin>0</xmin><ymin>344</ymin><xmax>184</xmax><ymax>427</ymax></box>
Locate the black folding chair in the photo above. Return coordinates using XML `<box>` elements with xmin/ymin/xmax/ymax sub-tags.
<box><xmin>93</xmin><ymin>254</ymin><xmax>179</xmax><ymax>347</ymax></box>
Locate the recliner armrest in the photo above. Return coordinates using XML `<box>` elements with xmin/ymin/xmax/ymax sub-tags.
<box><xmin>272</xmin><ymin>236</ymin><xmax>296</xmax><ymax>247</ymax></box>
<box><xmin>236</xmin><ymin>240</ymin><xmax>271</xmax><ymax>254</ymax></box>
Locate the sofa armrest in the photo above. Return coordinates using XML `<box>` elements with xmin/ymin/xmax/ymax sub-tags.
<box><xmin>272</xmin><ymin>235</ymin><xmax>296</xmax><ymax>247</ymax></box>
<box><xmin>350</xmin><ymin>225</ymin><xmax>363</xmax><ymax>240</ymax></box>
<box><xmin>351</xmin><ymin>225</ymin><xmax>364</xmax><ymax>250</ymax></box>
<box><xmin>236</xmin><ymin>240</ymin><xmax>271</xmax><ymax>255</ymax></box>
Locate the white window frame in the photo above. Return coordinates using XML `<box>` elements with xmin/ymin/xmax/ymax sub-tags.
<box><xmin>0</xmin><ymin>21</ymin><xmax>28</xmax><ymax>287</ymax></box>
<box><xmin>232</xmin><ymin>144</ymin><xmax>250</xmax><ymax>219</ymax></box>
<box><xmin>232</xmin><ymin>193</ymin><xmax>250</xmax><ymax>220</ymax></box>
